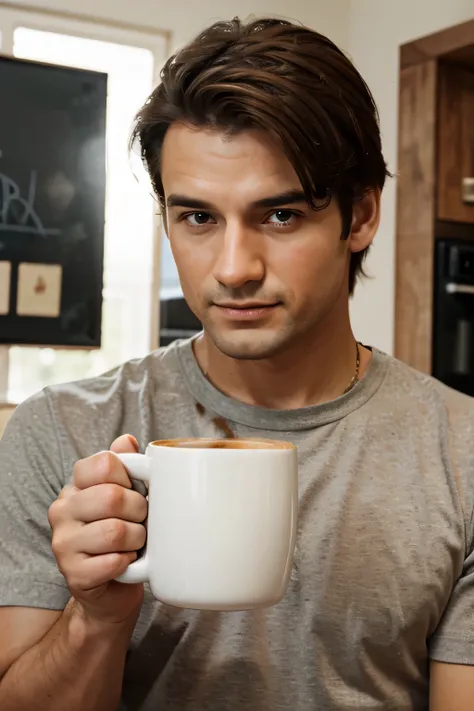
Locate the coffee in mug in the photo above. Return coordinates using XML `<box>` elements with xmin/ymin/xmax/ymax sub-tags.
<box><xmin>115</xmin><ymin>437</ymin><xmax>298</xmax><ymax>611</ymax></box>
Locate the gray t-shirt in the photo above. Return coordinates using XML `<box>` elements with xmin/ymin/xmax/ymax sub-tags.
<box><xmin>1</xmin><ymin>338</ymin><xmax>474</xmax><ymax>710</ymax></box>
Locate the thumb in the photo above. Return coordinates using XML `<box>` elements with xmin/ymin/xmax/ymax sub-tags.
<box><xmin>110</xmin><ymin>434</ymin><xmax>139</xmax><ymax>454</ymax></box>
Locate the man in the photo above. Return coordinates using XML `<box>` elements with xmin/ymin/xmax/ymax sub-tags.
<box><xmin>0</xmin><ymin>16</ymin><xmax>473</xmax><ymax>711</ymax></box>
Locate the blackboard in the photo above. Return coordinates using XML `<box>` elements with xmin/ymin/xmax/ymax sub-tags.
<box><xmin>0</xmin><ymin>55</ymin><xmax>107</xmax><ymax>347</ymax></box>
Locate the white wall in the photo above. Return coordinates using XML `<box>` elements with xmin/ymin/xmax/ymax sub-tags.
<box><xmin>347</xmin><ymin>0</ymin><xmax>474</xmax><ymax>354</ymax></box>
<box><xmin>12</xmin><ymin>0</ymin><xmax>349</xmax><ymax>50</ymax></box>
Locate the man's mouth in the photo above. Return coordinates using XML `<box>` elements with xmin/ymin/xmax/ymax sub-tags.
<box><xmin>212</xmin><ymin>302</ymin><xmax>281</xmax><ymax>321</ymax></box>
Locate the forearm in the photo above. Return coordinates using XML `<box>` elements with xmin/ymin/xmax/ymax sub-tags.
<box><xmin>0</xmin><ymin>598</ymin><xmax>135</xmax><ymax>711</ymax></box>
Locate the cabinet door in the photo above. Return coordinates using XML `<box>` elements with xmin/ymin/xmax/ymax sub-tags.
<box><xmin>437</xmin><ymin>62</ymin><xmax>474</xmax><ymax>224</ymax></box>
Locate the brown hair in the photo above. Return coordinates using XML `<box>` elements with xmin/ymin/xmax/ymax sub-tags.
<box><xmin>132</xmin><ymin>17</ymin><xmax>390</xmax><ymax>294</ymax></box>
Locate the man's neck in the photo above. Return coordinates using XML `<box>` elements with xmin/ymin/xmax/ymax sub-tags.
<box><xmin>193</xmin><ymin>315</ymin><xmax>372</xmax><ymax>411</ymax></box>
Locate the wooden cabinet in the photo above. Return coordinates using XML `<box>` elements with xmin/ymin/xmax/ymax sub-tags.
<box><xmin>437</xmin><ymin>62</ymin><xmax>474</xmax><ymax>223</ymax></box>
<box><xmin>395</xmin><ymin>20</ymin><xmax>474</xmax><ymax>375</ymax></box>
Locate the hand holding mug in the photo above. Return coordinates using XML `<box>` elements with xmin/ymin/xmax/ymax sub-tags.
<box><xmin>50</xmin><ymin>435</ymin><xmax>298</xmax><ymax>615</ymax></box>
<box><xmin>48</xmin><ymin>435</ymin><xmax>148</xmax><ymax>625</ymax></box>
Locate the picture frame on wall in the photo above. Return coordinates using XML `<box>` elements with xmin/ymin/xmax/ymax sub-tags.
<box><xmin>0</xmin><ymin>55</ymin><xmax>107</xmax><ymax>347</ymax></box>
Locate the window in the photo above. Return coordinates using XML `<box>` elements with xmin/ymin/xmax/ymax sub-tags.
<box><xmin>160</xmin><ymin>232</ymin><xmax>183</xmax><ymax>301</ymax></box>
<box><xmin>1</xmin><ymin>22</ymin><xmax>166</xmax><ymax>403</ymax></box>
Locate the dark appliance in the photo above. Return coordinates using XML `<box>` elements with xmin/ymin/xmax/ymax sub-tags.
<box><xmin>159</xmin><ymin>296</ymin><xmax>201</xmax><ymax>347</ymax></box>
<box><xmin>433</xmin><ymin>239</ymin><xmax>474</xmax><ymax>396</ymax></box>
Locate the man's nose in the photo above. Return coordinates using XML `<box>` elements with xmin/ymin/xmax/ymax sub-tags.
<box><xmin>213</xmin><ymin>221</ymin><xmax>265</xmax><ymax>289</ymax></box>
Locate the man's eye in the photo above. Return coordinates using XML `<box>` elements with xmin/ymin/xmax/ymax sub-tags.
<box><xmin>184</xmin><ymin>212</ymin><xmax>215</xmax><ymax>226</ymax></box>
<box><xmin>265</xmin><ymin>210</ymin><xmax>298</xmax><ymax>226</ymax></box>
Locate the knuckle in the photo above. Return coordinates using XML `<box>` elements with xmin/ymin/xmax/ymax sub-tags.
<box><xmin>103</xmin><ymin>519</ymin><xmax>127</xmax><ymax>547</ymax></box>
<box><xmin>58</xmin><ymin>483</ymin><xmax>74</xmax><ymax>500</ymax></box>
<box><xmin>74</xmin><ymin>451</ymin><xmax>115</xmax><ymax>488</ymax></box>
<box><xmin>97</xmin><ymin>451</ymin><xmax>117</xmax><ymax>481</ymax></box>
<box><xmin>72</xmin><ymin>458</ymin><xmax>88</xmax><ymax>487</ymax></box>
<box><xmin>101</xmin><ymin>484</ymin><xmax>125</xmax><ymax>514</ymax></box>
<box><xmin>67</xmin><ymin>574</ymin><xmax>85</xmax><ymax>592</ymax></box>
<box><xmin>51</xmin><ymin>531</ymin><xmax>69</xmax><ymax>559</ymax></box>
<box><xmin>48</xmin><ymin>500</ymin><xmax>60</xmax><ymax>527</ymax></box>
<box><xmin>61</xmin><ymin>559</ymin><xmax>95</xmax><ymax>593</ymax></box>
<box><xmin>48</xmin><ymin>497</ymin><xmax>68</xmax><ymax>527</ymax></box>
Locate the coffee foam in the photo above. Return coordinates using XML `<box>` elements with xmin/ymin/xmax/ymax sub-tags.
<box><xmin>151</xmin><ymin>438</ymin><xmax>294</xmax><ymax>450</ymax></box>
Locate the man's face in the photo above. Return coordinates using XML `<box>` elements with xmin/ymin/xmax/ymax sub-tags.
<box><xmin>161</xmin><ymin>124</ymin><xmax>357</xmax><ymax>360</ymax></box>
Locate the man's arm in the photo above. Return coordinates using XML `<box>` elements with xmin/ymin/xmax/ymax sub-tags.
<box><xmin>0</xmin><ymin>607</ymin><xmax>61</xmax><ymax>678</ymax></box>
<box><xmin>0</xmin><ymin>601</ymin><xmax>135</xmax><ymax>711</ymax></box>
<box><xmin>0</xmin><ymin>423</ymin><xmax>147</xmax><ymax>711</ymax></box>
<box><xmin>430</xmin><ymin>661</ymin><xmax>474</xmax><ymax>710</ymax></box>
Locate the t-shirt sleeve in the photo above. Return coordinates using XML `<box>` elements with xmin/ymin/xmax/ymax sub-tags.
<box><xmin>0</xmin><ymin>391</ymin><xmax>70</xmax><ymax>610</ymax></box>
<box><xmin>429</xmin><ymin>531</ymin><xmax>474</xmax><ymax>665</ymax></box>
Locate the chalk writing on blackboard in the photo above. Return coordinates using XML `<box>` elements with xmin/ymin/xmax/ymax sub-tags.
<box><xmin>0</xmin><ymin>169</ymin><xmax>61</xmax><ymax>237</ymax></box>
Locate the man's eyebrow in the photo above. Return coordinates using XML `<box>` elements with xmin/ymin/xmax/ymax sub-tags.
<box><xmin>166</xmin><ymin>195</ymin><xmax>214</xmax><ymax>210</ymax></box>
<box><xmin>251</xmin><ymin>190</ymin><xmax>308</xmax><ymax>209</ymax></box>
<box><xmin>166</xmin><ymin>189</ymin><xmax>308</xmax><ymax>211</ymax></box>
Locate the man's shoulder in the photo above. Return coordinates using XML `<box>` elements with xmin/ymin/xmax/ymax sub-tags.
<box><xmin>4</xmin><ymin>340</ymin><xmax>194</xmax><ymax>462</ymax></box>
<box><xmin>379</xmin><ymin>350</ymin><xmax>474</xmax><ymax>428</ymax></box>
<box><xmin>45</xmin><ymin>340</ymin><xmax>186</xmax><ymax>406</ymax></box>
<box><xmin>7</xmin><ymin>341</ymin><xmax>189</xmax><ymax>448</ymax></box>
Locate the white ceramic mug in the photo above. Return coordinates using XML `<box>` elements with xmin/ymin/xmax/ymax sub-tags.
<box><xmin>115</xmin><ymin>437</ymin><xmax>298</xmax><ymax>611</ymax></box>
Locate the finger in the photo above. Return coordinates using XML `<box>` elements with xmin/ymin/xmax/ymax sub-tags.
<box><xmin>57</xmin><ymin>484</ymin><xmax>75</xmax><ymax>501</ymax></box>
<box><xmin>71</xmin><ymin>484</ymin><xmax>148</xmax><ymax>524</ymax></box>
<box><xmin>67</xmin><ymin>551</ymin><xmax>138</xmax><ymax>592</ymax></box>
<box><xmin>73</xmin><ymin>450</ymin><xmax>132</xmax><ymax>491</ymax></box>
<box><xmin>77</xmin><ymin>518</ymin><xmax>147</xmax><ymax>555</ymax></box>
<box><xmin>110</xmin><ymin>434</ymin><xmax>139</xmax><ymax>455</ymax></box>
<box><xmin>48</xmin><ymin>485</ymin><xmax>78</xmax><ymax>528</ymax></box>
<box><xmin>111</xmin><ymin>434</ymin><xmax>148</xmax><ymax>497</ymax></box>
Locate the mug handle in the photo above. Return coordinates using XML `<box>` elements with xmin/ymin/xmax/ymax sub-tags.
<box><xmin>113</xmin><ymin>453</ymin><xmax>151</xmax><ymax>585</ymax></box>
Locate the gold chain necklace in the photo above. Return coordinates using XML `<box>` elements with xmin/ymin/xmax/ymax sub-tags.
<box><xmin>201</xmin><ymin>340</ymin><xmax>362</xmax><ymax>397</ymax></box>
<box><xmin>342</xmin><ymin>341</ymin><xmax>361</xmax><ymax>395</ymax></box>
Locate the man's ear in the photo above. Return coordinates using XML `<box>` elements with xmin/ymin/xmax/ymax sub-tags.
<box><xmin>348</xmin><ymin>188</ymin><xmax>380</xmax><ymax>254</ymax></box>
